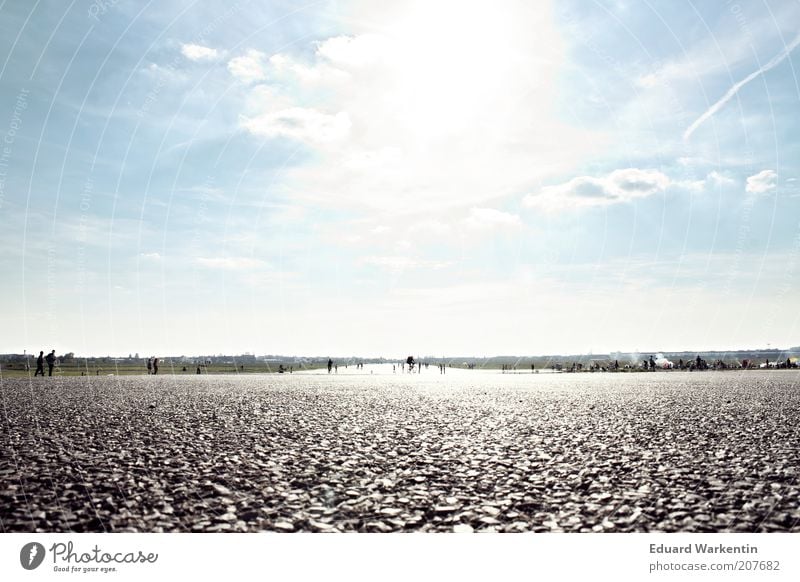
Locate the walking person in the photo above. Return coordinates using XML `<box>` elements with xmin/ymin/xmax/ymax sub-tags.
<box><xmin>146</xmin><ymin>358</ymin><xmax>152</xmax><ymax>375</ymax></box>
<box><xmin>45</xmin><ymin>350</ymin><xmax>56</xmax><ymax>376</ymax></box>
<box><xmin>327</xmin><ymin>358</ymin><xmax>333</xmax><ymax>374</ymax></box>
<box><xmin>34</xmin><ymin>351</ymin><xmax>45</xmax><ymax>376</ymax></box>
<box><xmin>152</xmin><ymin>357</ymin><xmax>159</xmax><ymax>375</ymax></box>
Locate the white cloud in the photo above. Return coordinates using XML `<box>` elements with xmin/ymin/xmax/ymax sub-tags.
<box><xmin>707</xmin><ymin>171</ymin><xmax>736</xmax><ymax>187</ymax></box>
<box><xmin>194</xmin><ymin>257</ymin><xmax>267</xmax><ymax>270</ymax></box>
<box><xmin>524</xmin><ymin>168</ymin><xmax>670</xmax><ymax>211</ymax></box>
<box><xmin>675</xmin><ymin>171</ymin><xmax>737</xmax><ymax>192</ymax></box>
<box><xmin>315</xmin><ymin>34</ymin><xmax>393</xmax><ymax>68</ymax></box>
<box><xmin>181</xmin><ymin>43</ymin><xmax>219</xmax><ymax>61</ymax></box>
<box><xmin>463</xmin><ymin>207</ymin><xmax>522</xmax><ymax>230</ymax></box>
<box><xmin>227</xmin><ymin>49</ymin><xmax>267</xmax><ymax>82</ymax></box>
<box><xmin>139</xmin><ymin>252</ymin><xmax>161</xmax><ymax>260</ymax></box>
<box><xmin>240</xmin><ymin>108</ymin><xmax>351</xmax><ymax>143</ymax></box>
<box><xmin>745</xmin><ymin>169</ymin><xmax>777</xmax><ymax>194</ymax></box>
<box><xmin>268</xmin><ymin>53</ymin><xmax>346</xmax><ymax>84</ymax></box>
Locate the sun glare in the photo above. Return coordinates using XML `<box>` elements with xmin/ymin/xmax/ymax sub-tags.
<box><xmin>377</xmin><ymin>1</ymin><xmax>552</xmax><ymax>133</ymax></box>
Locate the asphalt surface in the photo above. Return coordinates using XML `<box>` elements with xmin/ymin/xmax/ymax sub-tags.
<box><xmin>1</xmin><ymin>369</ymin><xmax>799</xmax><ymax>532</ymax></box>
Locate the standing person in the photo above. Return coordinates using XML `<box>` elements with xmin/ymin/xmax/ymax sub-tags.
<box><xmin>45</xmin><ymin>350</ymin><xmax>56</xmax><ymax>376</ymax></box>
<box><xmin>152</xmin><ymin>357</ymin><xmax>159</xmax><ymax>375</ymax></box>
<box><xmin>34</xmin><ymin>351</ymin><xmax>45</xmax><ymax>376</ymax></box>
<box><xmin>146</xmin><ymin>358</ymin><xmax>152</xmax><ymax>375</ymax></box>
<box><xmin>327</xmin><ymin>358</ymin><xmax>333</xmax><ymax>373</ymax></box>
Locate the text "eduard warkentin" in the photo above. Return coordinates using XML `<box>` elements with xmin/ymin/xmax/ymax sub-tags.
<box><xmin>650</xmin><ymin>543</ymin><xmax>758</xmax><ymax>554</ymax></box>
<box><xmin>50</xmin><ymin>541</ymin><xmax>158</xmax><ymax>564</ymax></box>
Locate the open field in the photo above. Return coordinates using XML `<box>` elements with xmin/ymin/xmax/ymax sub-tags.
<box><xmin>1</xmin><ymin>369</ymin><xmax>799</xmax><ymax>532</ymax></box>
<box><xmin>0</xmin><ymin>362</ymin><xmax>327</xmax><ymax>378</ymax></box>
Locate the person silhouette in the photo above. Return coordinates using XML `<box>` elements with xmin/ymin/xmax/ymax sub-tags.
<box><xmin>327</xmin><ymin>358</ymin><xmax>333</xmax><ymax>373</ymax></box>
<box><xmin>34</xmin><ymin>351</ymin><xmax>45</xmax><ymax>376</ymax></box>
<box><xmin>45</xmin><ymin>350</ymin><xmax>56</xmax><ymax>376</ymax></box>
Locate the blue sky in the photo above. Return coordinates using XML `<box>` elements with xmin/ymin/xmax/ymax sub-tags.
<box><xmin>1</xmin><ymin>0</ymin><xmax>799</xmax><ymax>357</ymax></box>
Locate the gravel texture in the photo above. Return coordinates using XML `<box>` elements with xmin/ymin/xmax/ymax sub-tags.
<box><xmin>1</xmin><ymin>369</ymin><xmax>799</xmax><ymax>533</ymax></box>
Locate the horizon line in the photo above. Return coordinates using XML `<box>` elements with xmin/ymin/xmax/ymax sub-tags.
<box><xmin>3</xmin><ymin>347</ymin><xmax>799</xmax><ymax>360</ymax></box>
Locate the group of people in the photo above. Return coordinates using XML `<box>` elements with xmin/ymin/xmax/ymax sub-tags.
<box><xmin>145</xmin><ymin>357</ymin><xmax>159</xmax><ymax>375</ymax></box>
<box><xmin>33</xmin><ymin>350</ymin><xmax>56</xmax><ymax>376</ymax></box>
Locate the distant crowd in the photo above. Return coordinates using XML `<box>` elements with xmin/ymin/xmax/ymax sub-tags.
<box><xmin>18</xmin><ymin>350</ymin><xmax>797</xmax><ymax>377</ymax></box>
<box><xmin>547</xmin><ymin>355</ymin><xmax>798</xmax><ymax>373</ymax></box>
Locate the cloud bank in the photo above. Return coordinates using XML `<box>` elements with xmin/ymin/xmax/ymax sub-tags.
<box><xmin>524</xmin><ymin>168</ymin><xmax>671</xmax><ymax>211</ymax></box>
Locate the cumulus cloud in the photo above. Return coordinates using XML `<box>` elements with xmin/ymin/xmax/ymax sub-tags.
<box><xmin>675</xmin><ymin>171</ymin><xmax>737</xmax><ymax>192</ymax></box>
<box><xmin>240</xmin><ymin>108</ymin><xmax>351</xmax><ymax>143</ymax></box>
<box><xmin>181</xmin><ymin>43</ymin><xmax>219</xmax><ymax>61</ymax></box>
<box><xmin>524</xmin><ymin>168</ymin><xmax>670</xmax><ymax>211</ymax></box>
<box><xmin>195</xmin><ymin>257</ymin><xmax>267</xmax><ymax>270</ymax></box>
<box><xmin>228</xmin><ymin>49</ymin><xmax>267</xmax><ymax>82</ymax></box>
<box><xmin>746</xmin><ymin>169</ymin><xmax>777</xmax><ymax>194</ymax></box>
<box><xmin>268</xmin><ymin>53</ymin><xmax>346</xmax><ymax>84</ymax></box>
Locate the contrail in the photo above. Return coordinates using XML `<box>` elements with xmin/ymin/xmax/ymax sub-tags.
<box><xmin>683</xmin><ymin>32</ymin><xmax>800</xmax><ymax>140</ymax></box>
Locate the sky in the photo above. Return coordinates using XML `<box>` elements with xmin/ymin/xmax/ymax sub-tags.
<box><xmin>0</xmin><ymin>0</ymin><xmax>799</xmax><ymax>358</ymax></box>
